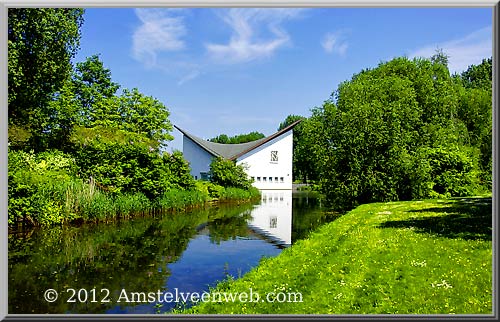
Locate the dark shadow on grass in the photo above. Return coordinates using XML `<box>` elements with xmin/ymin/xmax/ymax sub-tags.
<box><xmin>378</xmin><ymin>197</ymin><xmax>492</xmax><ymax>241</ymax></box>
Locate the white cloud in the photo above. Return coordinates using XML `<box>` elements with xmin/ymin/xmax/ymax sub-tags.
<box><xmin>132</xmin><ymin>8</ymin><xmax>187</xmax><ymax>67</ymax></box>
<box><xmin>206</xmin><ymin>8</ymin><xmax>304</xmax><ymax>64</ymax></box>
<box><xmin>177</xmin><ymin>70</ymin><xmax>201</xmax><ymax>86</ymax></box>
<box><xmin>409</xmin><ymin>26</ymin><xmax>492</xmax><ymax>73</ymax></box>
<box><xmin>321</xmin><ymin>31</ymin><xmax>349</xmax><ymax>56</ymax></box>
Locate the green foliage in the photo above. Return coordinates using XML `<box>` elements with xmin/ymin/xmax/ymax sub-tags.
<box><xmin>309</xmin><ymin>55</ymin><xmax>489</xmax><ymax>210</ymax></box>
<box><xmin>209</xmin><ymin>157</ymin><xmax>253</xmax><ymax>190</ymax></box>
<box><xmin>277</xmin><ymin>115</ymin><xmax>318</xmax><ymax>183</ymax></box>
<box><xmin>8</xmin><ymin>150</ymin><xmax>79</xmax><ymax>225</ymax></box>
<box><xmin>8</xmin><ymin>8</ymin><xmax>84</xmax><ymax>144</ymax></box>
<box><xmin>117</xmin><ymin>88</ymin><xmax>174</xmax><ymax>144</ymax></box>
<box><xmin>7</xmin><ymin>124</ymin><xmax>32</xmax><ymax>149</ymax></box>
<box><xmin>457</xmin><ymin>58</ymin><xmax>492</xmax><ymax>188</ymax></box>
<box><xmin>277</xmin><ymin>115</ymin><xmax>303</xmax><ymax>132</ymax></box>
<box><xmin>155</xmin><ymin>189</ymin><xmax>209</xmax><ymax>211</ymax></box>
<box><xmin>193</xmin><ymin>181</ymin><xmax>260</xmax><ymax>201</ymax></box>
<box><xmin>7</xmin><ymin>11</ymin><xmax>261</xmax><ymax>227</ymax></box>
<box><xmin>430</xmin><ymin>48</ymin><xmax>450</xmax><ymax>67</ymax></box>
<box><xmin>209</xmin><ymin>132</ymin><xmax>265</xmax><ymax>144</ymax></box>
<box><xmin>460</xmin><ymin>57</ymin><xmax>492</xmax><ymax>90</ymax></box>
<box><xmin>409</xmin><ymin>146</ymin><xmax>481</xmax><ymax>199</ymax></box>
<box><xmin>70</xmin><ymin>127</ymin><xmax>194</xmax><ymax>199</ymax></box>
<box><xmin>71</xmin><ymin>54</ymin><xmax>120</xmax><ymax>122</ymax></box>
<box><xmin>194</xmin><ymin>181</ymin><xmax>225</xmax><ymax>199</ymax></box>
<box><xmin>47</xmin><ymin>55</ymin><xmax>174</xmax><ymax>150</ymax></box>
<box><xmin>8</xmin><ymin>149</ymin><xmax>153</xmax><ymax>225</ymax></box>
<box><xmin>220</xmin><ymin>186</ymin><xmax>261</xmax><ymax>201</ymax></box>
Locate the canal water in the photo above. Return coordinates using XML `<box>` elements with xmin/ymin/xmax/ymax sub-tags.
<box><xmin>8</xmin><ymin>190</ymin><xmax>339</xmax><ymax>314</ymax></box>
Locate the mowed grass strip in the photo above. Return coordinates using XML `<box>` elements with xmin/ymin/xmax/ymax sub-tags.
<box><xmin>182</xmin><ymin>197</ymin><xmax>492</xmax><ymax>314</ymax></box>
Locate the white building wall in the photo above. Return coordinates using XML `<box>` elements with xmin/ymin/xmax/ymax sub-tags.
<box><xmin>237</xmin><ymin>130</ymin><xmax>293</xmax><ymax>190</ymax></box>
<box><xmin>247</xmin><ymin>190</ymin><xmax>292</xmax><ymax>245</ymax></box>
<box><xmin>183</xmin><ymin>136</ymin><xmax>214</xmax><ymax>180</ymax></box>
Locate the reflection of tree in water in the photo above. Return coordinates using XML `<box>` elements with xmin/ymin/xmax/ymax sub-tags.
<box><xmin>291</xmin><ymin>193</ymin><xmax>341</xmax><ymax>242</ymax></box>
<box><xmin>207</xmin><ymin>210</ymin><xmax>253</xmax><ymax>245</ymax></box>
<box><xmin>9</xmin><ymin>202</ymin><xmax>257</xmax><ymax>314</ymax></box>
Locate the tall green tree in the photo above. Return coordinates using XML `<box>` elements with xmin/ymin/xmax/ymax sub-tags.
<box><xmin>457</xmin><ymin>58</ymin><xmax>492</xmax><ymax>186</ymax></box>
<box><xmin>460</xmin><ymin>57</ymin><xmax>492</xmax><ymax>90</ymax></box>
<box><xmin>8</xmin><ymin>8</ymin><xmax>84</xmax><ymax>150</ymax></box>
<box><xmin>277</xmin><ymin>115</ymin><xmax>318</xmax><ymax>182</ymax></box>
<box><xmin>430</xmin><ymin>48</ymin><xmax>450</xmax><ymax>67</ymax></box>
<box><xmin>311</xmin><ymin>56</ymin><xmax>483</xmax><ymax>210</ymax></box>
<box><xmin>71</xmin><ymin>54</ymin><xmax>120</xmax><ymax>127</ymax></box>
<box><xmin>49</xmin><ymin>55</ymin><xmax>173</xmax><ymax>149</ymax></box>
<box><xmin>117</xmin><ymin>88</ymin><xmax>173</xmax><ymax>145</ymax></box>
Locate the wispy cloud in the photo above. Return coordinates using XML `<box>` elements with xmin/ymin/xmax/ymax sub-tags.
<box><xmin>321</xmin><ymin>31</ymin><xmax>349</xmax><ymax>56</ymax></box>
<box><xmin>132</xmin><ymin>8</ymin><xmax>187</xmax><ymax>67</ymax></box>
<box><xmin>409</xmin><ymin>26</ymin><xmax>492</xmax><ymax>73</ymax></box>
<box><xmin>177</xmin><ymin>70</ymin><xmax>201</xmax><ymax>86</ymax></box>
<box><xmin>206</xmin><ymin>8</ymin><xmax>305</xmax><ymax>64</ymax></box>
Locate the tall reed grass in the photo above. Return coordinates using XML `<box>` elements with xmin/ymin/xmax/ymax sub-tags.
<box><xmin>155</xmin><ymin>189</ymin><xmax>210</xmax><ymax>211</ymax></box>
<box><xmin>11</xmin><ymin>170</ymin><xmax>260</xmax><ymax>226</ymax></box>
<box><xmin>220</xmin><ymin>186</ymin><xmax>261</xmax><ymax>201</ymax></box>
<box><xmin>57</xmin><ymin>178</ymin><xmax>153</xmax><ymax>222</ymax></box>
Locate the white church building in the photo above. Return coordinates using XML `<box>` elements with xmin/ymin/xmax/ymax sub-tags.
<box><xmin>174</xmin><ymin>120</ymin><xmax>301</xmax><ymax>190</ymax></box>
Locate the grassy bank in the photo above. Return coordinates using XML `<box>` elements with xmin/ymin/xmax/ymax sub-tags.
<box><xmin>181</xmin><ymin>196</ymin><xmax>492</xmax><ymax>314</ymax></box>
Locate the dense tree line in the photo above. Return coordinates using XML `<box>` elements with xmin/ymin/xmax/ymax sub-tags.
<box><xmin>277</xmin><ymin>115</ymin><xmax>318</xmax><ymax>183</ymax></box>
<box><xmin>209</xmin><ymin>131</ymin><xmax>265</xmax><ymax>144</ymax></box>
<box><xmin>298</xmin><ymin>53</ymin><xmax>492</xmax><ymax>210</ymax></box>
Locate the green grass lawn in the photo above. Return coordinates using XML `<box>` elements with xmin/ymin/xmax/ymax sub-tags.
<box><xmin>179</xmin><ymin>196</ymin><xmax>492</xmax><ymax>314</ymax></box>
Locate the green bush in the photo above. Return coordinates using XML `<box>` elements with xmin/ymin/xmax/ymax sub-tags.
<box><xmin>8</xmin><ymin>150</ymin><xmax>77</xmax><ymax>225</ymax></box>
<box><xmin>8</xmin><ymin>149</ymin><xmax>157</xmax><ymax>226</ymax></box>
<box><xmin>209</xmin><ymin>157</ymin><xmax>253</xmax><ymax>190</ymax></box>
<box><xmin>411</xmin><ymin>146</ymin><xmax>481</xmax><ymax>198</ymax></box>
<box><xmin>194</xmin><ymin>180</ymin><xmax>226</xmax><ymax>199</ymax></box>
<box><xmin>70</xmin><ymin>127</ymin><xmax>195</xmax><ymax>199</ymax></box>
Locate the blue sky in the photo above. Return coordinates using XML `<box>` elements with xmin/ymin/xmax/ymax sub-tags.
<box><xmin>73</xmin><ymin>7</ymin><xmax>492</xmax><ymax>152</ymax></box>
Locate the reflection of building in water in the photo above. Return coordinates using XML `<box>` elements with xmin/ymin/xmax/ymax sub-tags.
<box><xmin>247</xmin><ymin>190</ymin><xmax>292</xmax><ymax>246</ymax></box>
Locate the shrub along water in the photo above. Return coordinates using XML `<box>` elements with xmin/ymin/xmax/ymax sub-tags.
<box><xmin>8</xmin><ymin>149</ymin><xmax>260</xmax><ymax>227</ymax></box>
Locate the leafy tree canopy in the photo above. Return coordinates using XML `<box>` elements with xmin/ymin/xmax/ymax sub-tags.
<box><xmin>310</xmin><ymin>54</ymin><xmax>490</xmax><ymax>210</ymax></box>
<box><xmin>209</xmin><ymin>157</ymin><xmax>253</xmax><ymax>190</ymax></box>
<box><xmin>277</xmin><ymin>115</ymin><xmax>318</xmax><ymax>182</ymax></box>
<box><xmin>40</xmin><ymin>55</ymin><xmax>173</xmax><ymax>151</ymax></box>
<box><xmin>209</xmin><ymin>131</ymin><xmax>265</xmax><ymax>144</ymax></box>
<box><xmin>8</xmin><ymin>8</ymin><xmax>85</xmax><ymax>149</ymax></box>
<box><xmin>460</xmin><ymin>57</ymin><xmax>492</xmax><ymax>90</ymax></box>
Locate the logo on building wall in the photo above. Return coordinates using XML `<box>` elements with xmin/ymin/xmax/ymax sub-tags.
<box><xmin>270</xmin><ymin>150</ymin><xmax>278</xmax><ymax>163</ymax></box>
